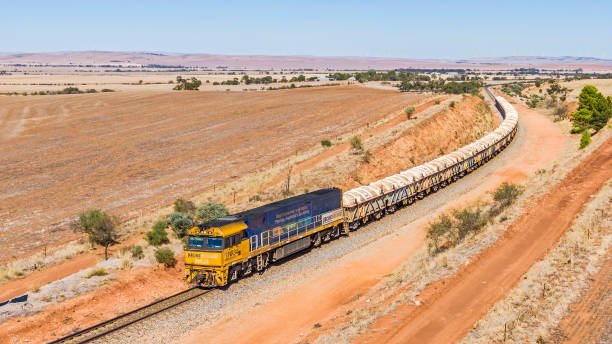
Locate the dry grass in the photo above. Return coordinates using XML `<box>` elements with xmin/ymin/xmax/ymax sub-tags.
<box><xmin>0</xmin><ymin>241</ymin><xmax>89</xmax><ymax>282</ymax></box>
<box><xmin>461</xmin><ymin>180</ymin><xmax>611</xmax><ymax>344</ymax></box>
<box><xmin>85</xmin><ymin>268</ymin><xmax>107</xmax><ymax>279</ymax></box>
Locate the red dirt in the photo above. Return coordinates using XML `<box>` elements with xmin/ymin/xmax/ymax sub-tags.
<box><xmin>177</xmin><ymin>98</ymin><xmax>568</xmax><ymax>344</ymax></box>
<box><xmin>0</xmin><ymin>232</ymin><xmax>146</xmax><ymax>301</ymax></box>
<box><xmin>0</xmin><ymin>87</ymin><xmax>425</xmax><ymax>263</ymax></box>
<box><xmin>0</xmin><ymin>258</ymin><xmax>188</xmax><ymax>344</ymax></box>
<box><xmin>554</xmin><ymin>247</ymin><xmax>612</xmax><ymax>344</ymax></box>
<box><xmin>349</xmin><ymin>96</ymin><xmax>498</xmax><ymax>188</ymax></box>
<box><xmin>355</xmin><ymin>138</ymin><xmax>612</xmax><ymax>344</ymax></box>
<box><xmin>258</xmin><ymin>96</ymin><xmax>446</xmax><ymax>192</ymax></box>
<box><xmin>0</xmin><ymin>254</ymin><xmax>97</xmax><ymax>302</ymax></box>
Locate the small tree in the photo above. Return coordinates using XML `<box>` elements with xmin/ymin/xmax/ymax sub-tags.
<box><xmin>169</xmin><ymin>212</ymin><xmax>194</xmax><ymax>238</ymax></box>
<box><xmin>197</xmin><ymin>202</ymin><xmax>229</xmax><ymax>223</ymax></box>
<box><xmin>571</xmin><ymin>85</ymin><xmax>612</xmax><ymax>133</ymax></box>
<box><xmin>77</xmin><ymin>209</ymin><xmax>119</xmax><ymax>260</ymax></box>
<box><xmin>173</xmin><ymin>198</ymin><xmax>196</xmax><ymax>214</ymax></box>
<box><xmin>155</xmin><ymin>248</ymin><xmax>176</xmax><ymax>268</ymax></box>
<box><xmin>146</xmin><ymin>221</ymin><xmax>170</xmax><ymax>246</ymax></box>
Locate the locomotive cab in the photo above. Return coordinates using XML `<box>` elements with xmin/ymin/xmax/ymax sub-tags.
<box><xmin>184</xmin><ymin>218</ymin><xmax>248</xmax><ymax>287</ymax></box>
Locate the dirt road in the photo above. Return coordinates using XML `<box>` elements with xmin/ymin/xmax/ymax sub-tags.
<box><xmin>357</xmin><ymin>138</ymin><xmax>612</xmax><ymax>343</ymax></box>
<box><xmin>0</xmin><ymin>87</ymin><xmax>423</xmax><ymax>262</ymax></box>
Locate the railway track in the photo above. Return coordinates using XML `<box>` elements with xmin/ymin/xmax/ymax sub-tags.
<box><xmin>47</xmin><ymin>287</ymin><xmax>209</xmax><ymax>344</ymax></box>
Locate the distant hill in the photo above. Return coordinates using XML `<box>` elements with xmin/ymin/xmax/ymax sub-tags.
<box><xmin>0</xmin><ymin>51</ymin><xmax>611</xmax><ymax>71</ymax></box>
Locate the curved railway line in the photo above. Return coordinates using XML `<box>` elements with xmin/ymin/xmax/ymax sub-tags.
<box><xmin>47</xmin><ymin>86</ymin><xmax>516</xmax><ymax>343</ymax></box>
<box><xmin>47</xmin><ymin>287</ymin><xmax>209</xmax><ymax>344</ymax></box>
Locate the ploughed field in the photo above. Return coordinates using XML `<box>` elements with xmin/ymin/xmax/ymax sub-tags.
<box><xmin>0</xmin><ymin>86</ymin><xmax>424</xmax><ymax>261</ymax></box>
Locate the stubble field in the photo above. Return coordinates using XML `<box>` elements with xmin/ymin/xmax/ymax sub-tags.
<box><xmin>0</xmin><ymin>86</ymin><xmax>425</xmax><ymax>262</ymax></box>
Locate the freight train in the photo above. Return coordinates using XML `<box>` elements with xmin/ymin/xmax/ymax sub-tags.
<box><xmin>184</xmin><ymin>89</ymin><xmax>519</xmax><ymax>287</ymax></box>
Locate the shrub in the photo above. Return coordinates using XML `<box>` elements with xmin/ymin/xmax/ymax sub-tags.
<box><xmin>362</xmin><ymin>150</ymin><xmax>372</xmax><ymax>163</ymax></box>
<box><xmin>173</xmin><ymin>77</ymin><xmax>202</xmax><ymax>91</ymax></box>
<box><xmin>350</xmin><ymin>136</ymin><xmax>363</xmax><ymax>151</ymax></box>
<box><xmin>173</xmin><ymin>198</ymin><xmax>196</xmax><ymax>214</ymax></box>
<box><xmin>169</xmin><ymin>212</ymin><xmax>194</xmax><ymax>238</ymax></box>
<box><xmin>248</xmin><ymin>194</ymin><xmax>262</xmax><ymax>202</ymax></box>
<box><xmin>101</xmin><ymin>88</ymin><xmax>115</xmax><ymax>92</ymax></box>
<box><xmin>130</xmin><ymin>245</ymin><xmax>144</xmax><ymax>259</ymax></box>
<box><xmin>427</xmin><ymin>214</ymin><xmax>454</xmax><ymax>254</ymax></box>
<box><xmin>526</xmin><ymin>94</ymin><xmax>541</xmax><ymax>108</ymax></box>
<box><xmin>120</xmin><ymin>259</ymin><xmax>133</xmax><ymax>270</ymax></box>
<box><xmin>121</xmin><ymin>244</ymin><xmax>144</xmax><ymax>259</ymax></box>
<box><xmin>405</xmin><ymin>106</ymin><xmax>416</xmax><ymax>119</ymax></box>
<box><xmin>579</xmin><ymin>130</ymin><xmax>591</xmax><ymax>149</ymax></box>
<box><xmin>493</xmin><ymin>182</ymin><xmax>523</xmax><ymax>208</ymax></box>
<box><xmin>320</xmin><ymin>139</ymin><xmax>332</xmax><ymax>147</ymax></box>
<box><xmin>85</xmin><ymin>268</ymin><xmax>107</xmax><ymax>278</ymax></box>
<box><xmin>197</xmin><ymin>202</ymin><xmax>229</xmax><ymax>223</ymax></box>
<box><xmin>59</xmin><ymin>87</ymin><xmax>82</xmax><ymax>94</ymax></box>
<box><xmin>449</xmin><ymin>101</ymin><xmax>455</xmax><ymax>109</ymax></box>
<box><xmin>155</xmin><ymin>248</ymin><xmax>176</xmax><ymax>267</ymax></box>
<box><xmin>553</xmin><ymin>103</ymin><xmax>568</xmax><ymax>121</ymax></box>
<box><xmin>145</xmin><ymin>221</ymin><xmax>169</xmax><ymax>246</ymax></box>
<box><xmin>434</xmin><ymin>100</ymin><xmax>441</xmax><ymax>105</ymax></box>
<box><xmin>453</xmin><ymin>208</ymin><xmax>487</xmax><ymax>240</ymax></box>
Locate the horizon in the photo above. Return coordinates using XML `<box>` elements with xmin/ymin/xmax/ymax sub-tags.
<box><xmin>3</xmin><ymin>1</ymin><xmax>612</xmax><ymax>60</ymax></box>
<box><xmin>1</xmin><ymin>50</ymin><xmax>611</xmax><ymax>62</ymax></box>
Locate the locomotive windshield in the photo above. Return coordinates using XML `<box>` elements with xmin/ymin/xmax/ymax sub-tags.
<box><xmin>187</xmin><ymin>236</ymin><xmax>223</xmax><ymax>250</ymax></box>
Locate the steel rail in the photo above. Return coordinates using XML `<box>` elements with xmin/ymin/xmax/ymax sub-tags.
<box><xmin>47</xmin><ymin>287</ymin><xmax>209</xmax><ymax>344</ymax></box>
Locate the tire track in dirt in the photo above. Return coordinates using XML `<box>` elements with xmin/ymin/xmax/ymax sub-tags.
<box><xmin>553</xmin><ymin>246</ymin><xmax>612</xmax><ymax>344</ymax></box>
<box><xmin>2</xmin><ymin>106</ymin><xmax>29</xmax><ymax>140</ymax></box>
<box><xmin>357</xmin><ymin>137</ymin><xmax>612</xmax><ymax>344</ymax></box>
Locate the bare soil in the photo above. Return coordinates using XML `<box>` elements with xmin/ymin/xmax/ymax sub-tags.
<box><xmin>0</xmin><ymin>259</ymin><xmax>187</xmax><ymax>344</ymax></box>
<box><xmin>354</xmin><ymin>137</ymin><xmax>612</xmax><ymax>344</ymax></box>
<box><xmin>554</xmin><ymin>246</ymin><xmax>612</xmax><ymax>344</ymax></box>
<box><xmin>0</xmin><ymin>86</ymin><xmax>425</xmax><ymax>263</ymax></box>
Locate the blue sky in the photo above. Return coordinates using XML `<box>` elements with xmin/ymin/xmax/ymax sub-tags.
<box><xmin>2</xmin><ymin>0</ymin><xmax>611</xmax><ymax>59</ymax></box>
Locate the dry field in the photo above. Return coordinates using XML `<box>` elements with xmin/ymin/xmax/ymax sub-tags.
<box><xmin>0</xmin><ymin>86</ymin><xmax>425</xmax><ymax>262</ymax></box>
<box><xmin>0</xmin><ymin>72</ymin><xmax>343</xmax><ymax>93</ymax></box>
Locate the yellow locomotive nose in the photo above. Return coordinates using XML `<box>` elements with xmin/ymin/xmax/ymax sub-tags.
<box><xmin>184</xmin><ymin>221</ymin><xmax>248</xmax><ymax>287</ymax></box>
